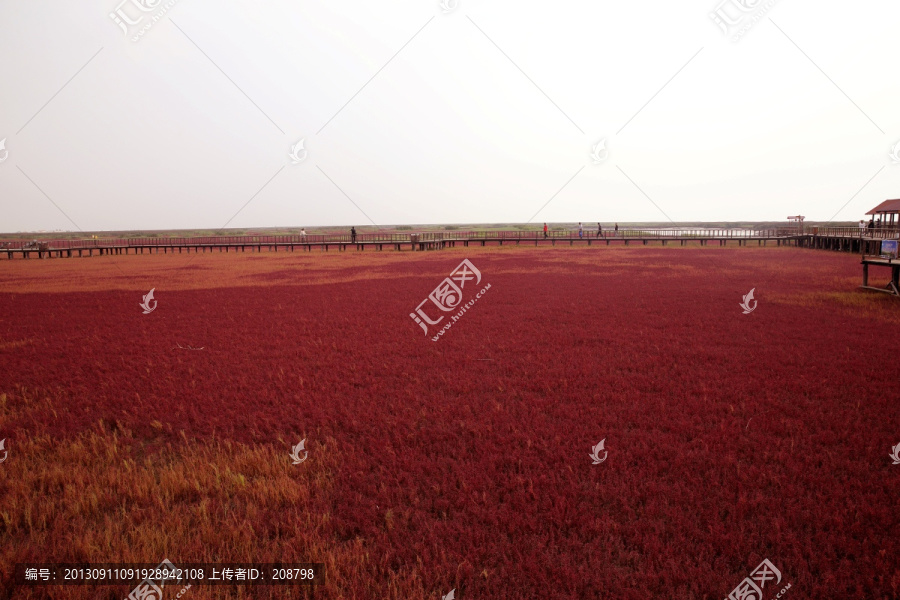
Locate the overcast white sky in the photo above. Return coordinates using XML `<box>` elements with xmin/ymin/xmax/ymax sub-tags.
<box><xmin>1</xmin><ymin>0</ymin><xmax>899</xmax><ymax>232</ymax></box>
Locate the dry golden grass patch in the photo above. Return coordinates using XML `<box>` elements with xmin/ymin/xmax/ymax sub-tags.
<box><xmin>766</xmin><ymin>290</ymin><xmax>900</xmax><ymax>325</ymax></box>
<box><xmin>0</xmin><ymin>249</ymin><xmax>488</xmax><ymax>294</ymax></box>
<box><xmin>0</xmin><ymin>244</ymin><xmax>806</xmax><ymax>295</ymax></box>
<box><xmin>0</xmin><ymin>410</ymin><xmax>429</xmax><ymax>599</ymax></box>
<box><xmin>0</xmin><ymin>338</ymin><xmax>34</xmax><ymax>351</ymax></box>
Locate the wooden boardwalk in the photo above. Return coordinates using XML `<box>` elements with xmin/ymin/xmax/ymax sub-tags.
<box><xmin>797</xmin><ymin>226</ymin><xmax>900</xmax><ymax>255</ymax></box>
<box><xmin>860</xmin><ymin>257</ymin><xmax>900</xmax><ymax>295</ymax></box>
<box><xmin>0</xmin><ymin>228</ymin><xmax>807</xmax><ymax>259</ymax></box>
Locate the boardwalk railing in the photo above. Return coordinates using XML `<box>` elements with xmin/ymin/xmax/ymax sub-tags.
<box><xmin>817</xmin><ymin>226</ymin><xmax>900</xmax><ymax>239</ymax></box>
<box><xmin>1</xmin><ymin>227</ymin><xmax>810</xmax><ymax>251</ymax></box>
<box><xmin>445</xmin><ymin>228</ymin><xmax>789</xmax><ymax>239</ymax></box>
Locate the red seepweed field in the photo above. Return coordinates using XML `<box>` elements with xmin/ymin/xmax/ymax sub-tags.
<box><xmin>1</xmin><ymin>244</ymin><xmax>899</xmax><ymax>599</ymax></box>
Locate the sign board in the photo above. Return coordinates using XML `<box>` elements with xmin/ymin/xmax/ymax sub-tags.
<box><xmin>881</xmin><ymin>239</ymin><xmax>899</xmax><ymax>259</ymax></box>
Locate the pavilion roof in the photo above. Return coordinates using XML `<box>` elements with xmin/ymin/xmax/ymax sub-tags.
<box><xmin>866</xmin><ymin>199</ymin><xmax>900</xmax><ymax>215</ymax></box>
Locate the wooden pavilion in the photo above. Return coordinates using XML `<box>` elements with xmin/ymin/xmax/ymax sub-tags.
<box><xmin>865</xmin><ymin>199</ymin><xmax>900</xmax><ymax>229</ymax></box>
<box><xmin>859</xmin><ymin>199</ymin><xmax>900</xmax><ymax>296</ymax></box>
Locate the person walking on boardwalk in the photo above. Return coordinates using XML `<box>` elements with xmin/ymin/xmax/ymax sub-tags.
<box><xmin>351</xmin><ymin>226</ymin><xmax>357</xmax><ymax>243</ymax></box>
<box><xmin>858</xmin><ymin>220</ymin><xmax>865</xmax><ymax>236</ymax></box>
<box><xmin>614</xmin><ymin>223</ymin><xmax>619</xmax><ymax>237</ymax></box>
<box><xmin>543</xmin><ymin>223</ymin><xmax>548</xmax><ymax>238</ymax></box>
<box><xmin>578</xmin><ymin>222</ymin><xmax>583</xmax><ymax>238</ymax></box>
<box><xmin>597</xmin><ymin>222</ymin><xmax>602</xmax><ymax>238</ymax></box>
<box><xmin>301</xmin><ymin>228</ymin><xmax>307</xmax><ymax>238</ymax></box>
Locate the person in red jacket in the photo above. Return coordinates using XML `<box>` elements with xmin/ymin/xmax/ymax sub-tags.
<box><xmin>543</xmin><ymin>223</ymin><xmax>548</xmax><ymax>238</ymax></box>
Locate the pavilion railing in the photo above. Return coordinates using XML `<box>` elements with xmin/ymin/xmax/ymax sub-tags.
<box><xmin>817</xmin><ymin>226</ymin><xmax>900</xmax><ymax>239</ymax></box>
